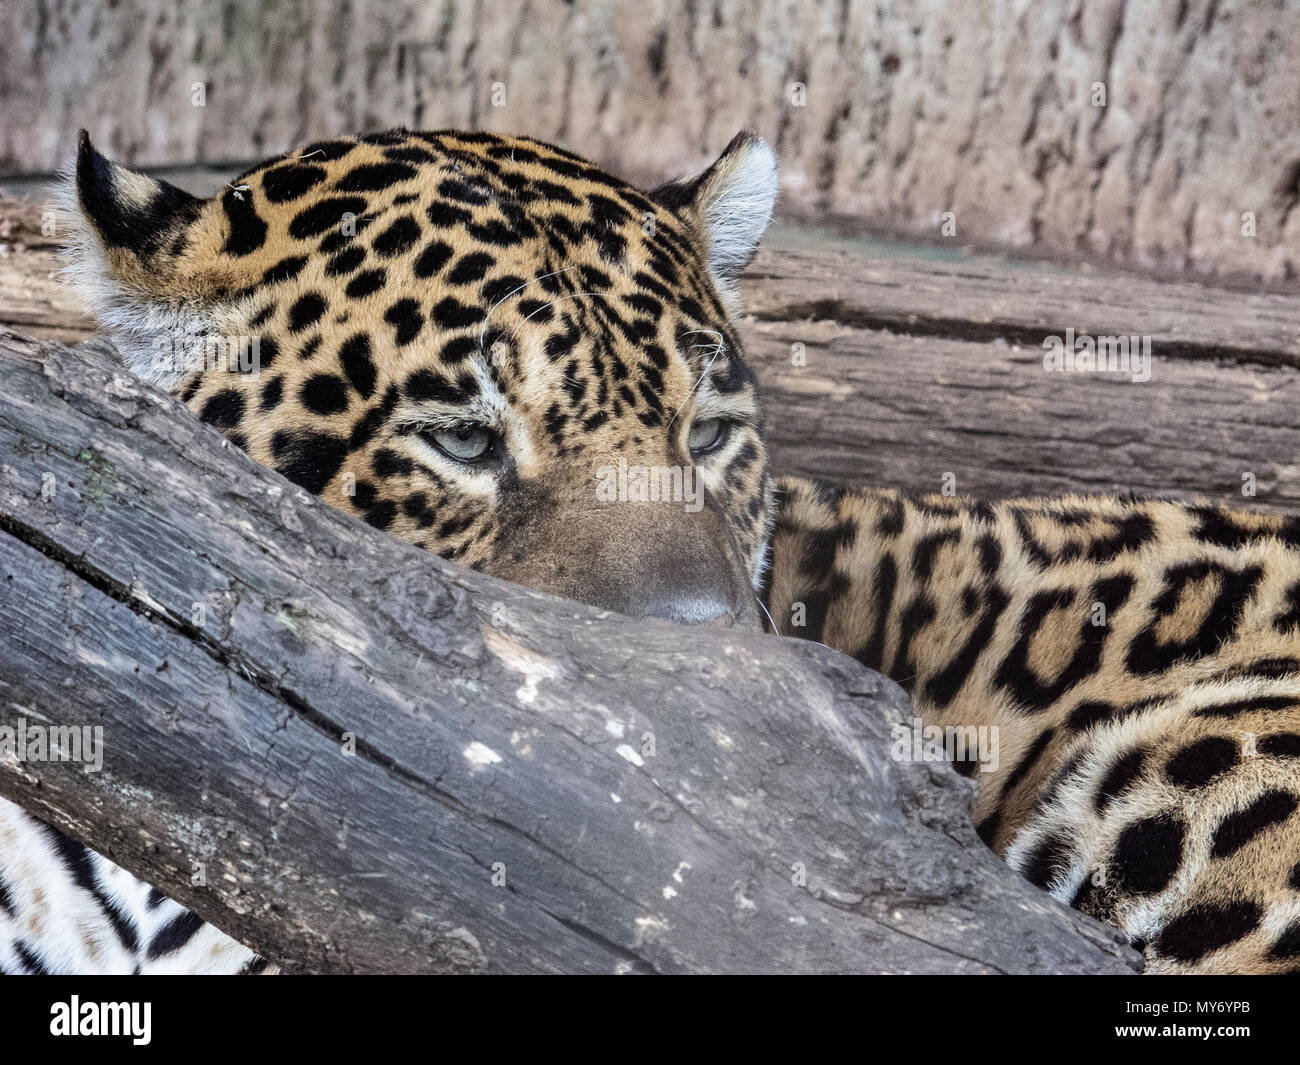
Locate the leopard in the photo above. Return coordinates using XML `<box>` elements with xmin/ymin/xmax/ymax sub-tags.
<box><xmin>1</xmin><ymin>124</ymin><xmax>1296</xmax><ymax>974</ymax></box>
<box><xmin>766</xmin><ymin>482</ymin><xmax>1300</xmax><ymax>974</ymax></box>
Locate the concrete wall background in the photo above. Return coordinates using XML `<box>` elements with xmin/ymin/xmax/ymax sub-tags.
<box><xmin>3</xmin><ymin>0</ymin><xmax>1297</xmax><ymax>280</ymax></box>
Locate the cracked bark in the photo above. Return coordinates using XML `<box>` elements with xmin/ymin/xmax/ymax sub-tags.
<box><xmin>737</xmin><ymin>248</ymin><xmax>1300</xmax><ymax>510</ymax></box>
<box><xmin>0</xmin><ymin>330</ymin><xmax>1138</xmax><ymax>973</ymax></box>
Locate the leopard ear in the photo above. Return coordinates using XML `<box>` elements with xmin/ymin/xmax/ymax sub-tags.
<box><xmin>65</xmin><ymin>130</ymin><xmax>205</xmax><ymax>277</ymax></box>
<box><xmin>651</xmin><ymin>131</ymin><xmax>778</xmax><ymax>293</ymax></box>
<box><xmin>58</xmin><ymin>131</ymin><xmax>222</xmax><ymax>388</ymax></box>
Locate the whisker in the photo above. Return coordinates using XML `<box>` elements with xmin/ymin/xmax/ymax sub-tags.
<box><xmin>757</xmin><ymin>596</ymin><xmax>779</xmax><ymax>636</ymax></box>
<box><xmin>666</xmin><ymin>346</ymin><xmax>723</xmax><ymax>429</ymax></box>
<box><xmin>681</xmin><ymin>329</ymin><xmax>726</xmax><ymax>370</ymax></box>
<box><xmin>508</xmin><ymin>292</ymin><xmax>615</xmax><ymax>341</ymax></box>
<box><xmin>679</xmin><ymin>328</ymin><xmax>724</xmax><ymax>356</ymax></box>
<box><xmin>478</xmin><ymin>265</ymin><xmax>581</xmax><ymax>351</ymax></box>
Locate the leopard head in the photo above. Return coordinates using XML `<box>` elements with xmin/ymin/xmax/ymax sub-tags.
<box><xmin>62</xmin><ymin>128</ymin><xmax>779</xmax><ymax>631</ymax></box>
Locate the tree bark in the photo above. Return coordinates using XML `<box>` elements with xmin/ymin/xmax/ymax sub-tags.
<box><xmin>741</xmin><ymin>247</ymin><xmax>1300</xmax><ymax>510</ymax></box>
<box><xmin>0</xmin><ymin>328</ymin><xmax>1137</xmax><ymax>974</ymax></box>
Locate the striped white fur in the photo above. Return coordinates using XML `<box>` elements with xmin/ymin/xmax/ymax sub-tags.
<box><xmin>0</xmin><ymin>798</ymin><xmax>267</xmax><ymax>975</ymax></box>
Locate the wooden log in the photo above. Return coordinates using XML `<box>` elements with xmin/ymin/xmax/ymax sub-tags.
<box><xmin>744</xmin><ymin>248</ymin><xmax>1300</xmax><ymax>511</ymax></box>
<box><xmin>0</xmin><ymin>197</ymin><xmax>93</xmax><ymax>344</ymax></box>
<box><xmin>0</xmin><ymin>328</ymin><xmax>1138</xmax><ymax>974</ymax></box>
<box><xmin>744</xmin><ymin>248</ymin><xmax>1300</xmax><ymax>367</ymax></box>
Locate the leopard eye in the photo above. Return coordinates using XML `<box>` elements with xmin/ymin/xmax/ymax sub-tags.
<box><xmin>687</xmin><ymin>417</ymin><xmax>727</xmax><ymax>455</ymax></box>
<box><xmin>425</xmin><ymin>424</ymin><xmax>497</xmax><ymax>463</ymax></box>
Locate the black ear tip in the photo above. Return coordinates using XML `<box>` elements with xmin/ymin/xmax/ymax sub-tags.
<box><xmin>71</xmin><ymin>133</ymin><xmax>203</xmax><ymax>258</ymax></box>
<box><xmin>73</xmin><ymin>130</ymin><xmax>132</xmax><ymax>245</ymax></box>
<box><xmin>722</xmin><ymin>129</ymin><xmax>762</xmax><ymax>156</ymax></box>
<box><xmin>75</xmin><ymin>129</ymin><xmax>115</xmax><ymax>198</ymax></box>
<box><xmin>75</xmin><ymin>129</ymin><xmax>104</xmax><ymax>172</ymax></box>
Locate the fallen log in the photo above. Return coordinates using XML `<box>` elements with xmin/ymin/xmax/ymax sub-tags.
<box><xmin>0</xmin><ymin>328</ymin><xmax>1138</xmax><ymax>973</ymax></box>
<box><xmin>742</xmin><ymin>250</ymin><xmax>1300</xmax><ymax>511</ymax></box>
<box><xmin>0</xmin><ymin>196</ymin><xmax>91</xmax><ymax>344</ymax></box>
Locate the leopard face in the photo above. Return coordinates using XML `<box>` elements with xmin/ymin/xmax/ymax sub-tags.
<box><xmin>64</xmin><ymin>128</ymin><xmax>780</xmax><ymax>629</ymax></box>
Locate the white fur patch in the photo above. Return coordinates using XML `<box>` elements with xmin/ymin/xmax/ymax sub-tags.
<box><xmin>697</xmin><ymin>136</ymin><xmax>778</xmax><ymax>284</ymax></box>
<box><xmin>0</xmin><ymin>797</ymin><xmax>261</xmax><ymax>974</ymax></box>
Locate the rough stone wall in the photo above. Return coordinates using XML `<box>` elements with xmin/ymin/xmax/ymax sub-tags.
<box><xmin>2</xmin><ymin>0</ymin><xmax>1296</xmax><ymax>279</ymax></box>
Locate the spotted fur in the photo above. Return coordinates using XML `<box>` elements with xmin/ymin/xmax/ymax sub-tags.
<box><xmin>766</xmin><ymin>480</ymin><xmax>1300</xmax><ymax>974</ymax></box>
<box><xmin>58</xmin><ymin>127</ymin><xmax>776</xmax><ymax>620</ymax></box>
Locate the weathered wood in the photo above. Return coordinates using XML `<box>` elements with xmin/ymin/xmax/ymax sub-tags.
<box><xmin>744</xmin><ymin>248</ymin><xmax>1300</xmax><ymax>511</ymax></box>
<box><xmin>0</xmin><ymin>199</ymin><xmax>92</xmax><ymax>343</ymax></box>
<box><xmin>0</xmin><ymin>328</ymin><xmax>1137</xmax><ymax>974</ymax></box>
<box><xmin>745</xmin><ymin>248</ymin><xmax>1300</xmax><ymax>368</ymax></box>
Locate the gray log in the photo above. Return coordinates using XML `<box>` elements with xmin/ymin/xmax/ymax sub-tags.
<box><xmin>0</xmin><ymin>329</ymin><xmax>1138</xmax><ymax>973</ymax></box>
<box><xmin>743</xmin><ymin>247</ymin><xmax>1300</xmax><ymax>511</ymax></box>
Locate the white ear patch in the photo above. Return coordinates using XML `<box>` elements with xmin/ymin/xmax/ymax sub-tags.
<box><xmin>691</xmin><ymin>133</ymin><xmax>779</xmax><ymax>284</ymax></box>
